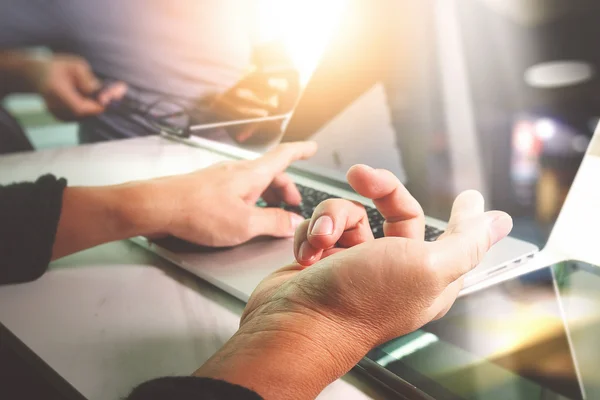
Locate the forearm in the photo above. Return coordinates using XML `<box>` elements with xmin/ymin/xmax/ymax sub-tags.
<box><xmin>0</xmin><ymin>50</ymin><xmax>45</xmax><ymax>97</ymax></box>
<box><xmin>194</xmin><ymin>314</ymin><xmax>370</xmax><ymax>399</ymax></box>
<box><xmin>52</xmin><ymin>183</ymin><xmax>164</xmax><ymax>260</ymax></box>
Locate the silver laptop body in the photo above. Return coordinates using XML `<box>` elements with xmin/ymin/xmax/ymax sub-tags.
<box><xmin>132</xmin><ymin>133</ymin><xmax>539</xmax><ymax>302</ymax></box>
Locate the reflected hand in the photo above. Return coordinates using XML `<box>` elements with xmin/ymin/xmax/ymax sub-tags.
<box><xmin>210</xmin><ymin>70</ymin><xmax>299</xmax><ymax>143</ymax></box>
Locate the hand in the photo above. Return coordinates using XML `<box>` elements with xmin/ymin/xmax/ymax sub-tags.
<box><xmin>209</xmin><ymin>70</ymin><xmax>300</xmax><ymax>144</ymax></box>
<box><xmin>194</xmin><ymin>164</ymin><xmax>512</xmax><ymax>399</ymax></box>
<box><xmin>142</xmin><ymin>141</ymin><xmax>317</xmax><ymax>247</ymax></box>
<box><xmin>32</xmin><ymin>54</ymin><xmax>126</xmax><ymax>121</ymax></box>
<box><xmin>245</xmin><ymin>163</ymin><xmax>513</xmax><ymax>344</ymax></box>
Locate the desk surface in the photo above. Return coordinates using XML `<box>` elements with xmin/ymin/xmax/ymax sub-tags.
<box><xmin>0</xmin><ymin>138</ymin><xmax>388</xmax><ymax>399</ymax></box>
<box><xmin>0</xmin><ymin>241</ymin><xmax>386</xmax><ymax>400</ymax></box>
<box><xmin>2</xmin><ymin>132</ymin><xmax>600</xmax><ymax>399</ymax></box>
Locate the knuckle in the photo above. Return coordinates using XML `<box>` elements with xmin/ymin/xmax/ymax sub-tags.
<box><xmin>216</xmin><ymin>160</ymin><xmax>238</xmax><ymax>172</ymax></box>
<box><xmin>277</xmin><ymin>143</ymin><xmax>296</xmax><ymax>157</ymax></box>
<box><xmin>319</xmin><ymin>198</ymin><xmax>340</xmax><ymax>210</ymax></box>
<box><xmin>467</xmin><ymin>232</ymin><xmax>489</xmax><ymax>267</ymax></box>
<box><xmin>419</xmin><ymin>248</ymin><xmax>437</xmax><ymax>275</ymax></box>
<box><xmin>417</xmin><ymin>248</ymin><xmax>446</xmax><ymax>290</ymax></box>
<box><xmin>240</xmin><ymin>213</ymin><xmax>255</xmax><ymax>238</ymax></box>
<box><xmin>278</xmin><ymin>142</ymin><xmax>293</xmax><ymax>152</ymax></box>
<box><xmin>277</xmin><ymin>210</ymin><xmax>291</xmax><ymax>230</ymax></box>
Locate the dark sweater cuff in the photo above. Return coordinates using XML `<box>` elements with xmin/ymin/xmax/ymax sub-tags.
<box><xmin>126</xmin><ymin>377</ymin><xmax>263</xmax><ymax>400</ymax></box>
<box><xmin>0</xmin><ymin>174</ymin><xmax>66</xmax><ymax>284</ymax></box>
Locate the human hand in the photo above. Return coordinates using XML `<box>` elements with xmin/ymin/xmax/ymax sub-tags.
<box><xmin>32</xmin><ymin>54</ymin><xmax>126</xmax><ymax>121</ymax></box>
<box><xmin>141</xmin><ymin>141</ymin><xmax>317</xmax><ymax>247</ymax></box>
<box><xmin>194</xmin><ymin>164</ymin><xmax>512</xmax><ymax>399</ymax></box>
<box><xmin>209</xmin><ymin>70</ymin><xmax>300</xmax><ymax>144</ymax></box>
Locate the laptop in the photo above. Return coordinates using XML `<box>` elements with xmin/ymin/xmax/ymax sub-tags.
<box><xmin>131</xmin><ymin>0</ymin><xmax>595</xmax><ymax>301</ymax></box>
<box><xmin>133</xmin><ymin>107</ymin><xmax>596</xmax><ymax>301</ymax></box>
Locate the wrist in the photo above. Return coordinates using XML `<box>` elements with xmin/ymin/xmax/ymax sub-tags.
<box><xmin>111</xmin><ymin>181</ymin><xmax>170</xmax><ymax>238</ymax></box>
<box><xmin>0</xmin><ymin>51</ymin><xmax>48</xmax><ymax>94</ymax></box>
<box><xmin>22</xmin><ymin>57</ymin><xmax>49</xmax><ymax>94</ymax></box>
<box><xmin>194</xmin><ymin>312</ymin><xmax>372</xmax><ymax>399</ymax></box>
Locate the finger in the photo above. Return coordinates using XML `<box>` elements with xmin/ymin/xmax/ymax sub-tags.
<box><xmin>429</xmin><ymin>209</ymin><xmax>513</xmax><ymax>284</ymax></box>
<box><xmin>263</xmin><ymin>173</ymin><xmax>302</xmax><ymax>206</ymax></box>
<box><xmin>234</xmin><ymin>87</ymin><xmax>279</xmax><ymax>111</ymax></box>
<box><xmin>260</xmin><ymin>187</ymin><xmax>281</xmax><ymax>206</ymax></box>
<box><xmin>436</xmin><ymin>190</ymin><xmax>486</xmax><ymax>244</ymax></box>
<box><xmin>294</xmin><ymin>219</ymin><xmax>323</xmax><ymax>265</ymax></box>
<box><xmin>247</xmin><ymin>142</ymin><xmax>318</xmax><ymax>180</ymax></box>
<box><xmin>267</xmin><ymin>77</ymin><xmax>289</xmax><ymax>93</ymax></box>
<box><xmin>249</xmin><ymin>206</ymin><xmax>305</xmax><ymax>239</ymax></box>
<box><xmin>53</xmin><ymin>86</ymin><xmax>104</xmax><ymax>118</ymax></box>
<box><xmin>72</xmin><ymin>61</ymin><xmax>101</xmax><ymax>95</ymax></box>
<box><xmin>97</xmin><ymin>81</ymin><xmax>128</xmax><ymax>106</ymax></box>
<box><xmin>213</xmin><ymin>96</ymin><xmax>270</xmax><ymax>119</ymax></box>
<box><xmin>232</xmin><ymin>123</ymin><xmax>260</xmax><ymax>143</ymax></box>
<box><xmin>445</xmin><ymin>190</ymin><xmax>485</xmax><ymax>229</ymax></box>
<box><xmin>306</xmin><ymin>199</ymin><xmax>373</xmax><ymax>251</ymax></box>
<box><xmin>347</xmin><ymin>164</ymin><xmax>424</xmax><ymax>239</ymax></box>
<box><xmin>237</xmin><ymin>73</ymin><xmax>287</xmax><ymax>95</ymax></box>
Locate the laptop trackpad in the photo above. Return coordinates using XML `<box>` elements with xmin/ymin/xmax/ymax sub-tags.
<box><xmin>148</xmin><ymin>236</ymin><xmax>296</xmax><ymax>301</ymax></box>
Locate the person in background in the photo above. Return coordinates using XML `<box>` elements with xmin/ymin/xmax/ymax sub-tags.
<box><xmin>0</xmin><ymin>0</ymin><xmax>299</xmax><ymax>145</ymax></box>
<box><xmin>0</xmin><ymin>144</ymin><xmax>512</xmax><ymax>398</ymax></box>
<box><xmin>0</xmin><ymin>50</ymin><xmax>127</xmax><ymax>121</ymax></box>
<box><xmin>0</xmin><ymin>50</ymin><xmax>126</xmax><ymax>153</ymax></box>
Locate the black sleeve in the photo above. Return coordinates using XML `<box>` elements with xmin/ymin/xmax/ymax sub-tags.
<box><xmin>0</xmin><ymin>174</ymin><xmax>66</xmax><ymax>284</ymax></box>
<box><xmin>126</xmin><ymin>377</ymin><xmax>263</xmax><ymax>400</ymax></box>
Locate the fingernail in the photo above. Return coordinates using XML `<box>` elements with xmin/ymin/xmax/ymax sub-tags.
<box><xmin>290</xmin><ymin>214</ymin><xmax>305</xmax><ymax>230</ymax></box>
<box><xmin>488</xmin><ymin>213</ymin><xmax>513</xmax><ymax>245</ymax></box>
<box><xmin>311</xmin><ymin>215</ymin><xmax>334</xmax><ymax>236</ymax></box>
<box><xmin>299</xmin><ymin>241</ymin><xmax>315</xmax><ymax>262</ymax></box>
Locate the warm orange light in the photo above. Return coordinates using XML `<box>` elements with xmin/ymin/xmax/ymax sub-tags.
<box><xmin>257</xmin><ymin>0</ymin><xmax>348</xmax><ymax>85</ymax></box>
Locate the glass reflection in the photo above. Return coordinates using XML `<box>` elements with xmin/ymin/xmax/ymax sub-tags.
<box><xmin>368</xmin><ymin>261</ymin><xmax>600</xmax><ymax>400</ymax></box>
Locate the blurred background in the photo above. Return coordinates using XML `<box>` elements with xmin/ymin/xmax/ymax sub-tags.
<box><xmin>3</xmin><ymin>0</ymin><xmax>600</xmax><ymax>248</ymax></box>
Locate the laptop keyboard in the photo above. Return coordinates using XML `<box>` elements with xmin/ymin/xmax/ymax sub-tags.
<box><xmin>265</xmin><ymin>183</ymin><xmax>444</xmax><ymax>242</ymax></box>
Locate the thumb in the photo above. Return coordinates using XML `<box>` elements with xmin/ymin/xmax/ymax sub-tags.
<box><xmin>430</xmin><ymin>210</ymin><xmax>513</xmax><ymax>284</ymax></box>
<box><xmin>72</xmin><ymin>61</ymin><xmax>101</xmax><ymax>95</ymax></box>
<box><xmin>249</xmin><ymin>207</ymin><xmax>305</xmax><ymax>238</ymax></box>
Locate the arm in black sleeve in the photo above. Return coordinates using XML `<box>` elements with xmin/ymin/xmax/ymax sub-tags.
<box><xmin>126</xmin><ymin>377</ymin><xmax>263</xmax><ymax>400</ymax></box>
<box><xmin>0</xmin><ymin>174</ymin><xmax>66</xmax><ymax>284</ymax></box>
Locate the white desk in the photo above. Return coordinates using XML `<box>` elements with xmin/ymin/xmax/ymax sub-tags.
<box><xmin>0</xmin><ymin>138</ymin><xmax>387</xmax><ymax>400</ymax></box>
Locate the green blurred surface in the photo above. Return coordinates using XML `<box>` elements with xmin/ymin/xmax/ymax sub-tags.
<box><xmin>3</xmin><ymin>94</ymin><xmax>78</xmax><ymax>150</ymax></box>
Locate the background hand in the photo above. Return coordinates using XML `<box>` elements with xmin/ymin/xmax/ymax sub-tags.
<box><xmin>34</xmin><ymin>54</ymin><xmax>126</xmax><ymax>121</ymax></box>
<box><xmin>144</xmin><ymin>141</ymin><xmax>317</xmax><ymax>247</ymax></box>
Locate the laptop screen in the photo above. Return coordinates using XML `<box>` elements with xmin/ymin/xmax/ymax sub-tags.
<box><xmin>278</xmin><ymin>0</ymin><xmax>600</xmax><ymax>249</ymax></box>
<box><xmin>365</xmin><ymin>260</ymin><xmax>600</xmax><ymax>400</ymax></box>
<box><xmin>189</xmin><ymin>0</ymin><xmax>599</xmax><ymax>250</ymax></box>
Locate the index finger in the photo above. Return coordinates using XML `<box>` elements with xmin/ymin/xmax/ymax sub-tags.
<box><xmin>247</xmin><ymin>142</ymin><xmax>318</xmax><ymax>178</ymax></box>
<box><xmin>57</xmin><ymin>87</ymin><xmax>104</xmax><ymax>117</ymax></box>
<box><xmin>347</xmin><ymin>164</ymin><xmax>425</xmax><ymax>239</ymax></box>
